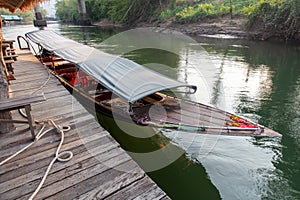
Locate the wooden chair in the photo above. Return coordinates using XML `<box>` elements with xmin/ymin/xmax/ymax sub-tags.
<box><xmin>2</xmin><ymin>40</ymin><xmax>18</xmax><ymax>61</ymax></box>
<box><xmin>1</xmin><ymin>42</ymin><xmax>16</xmax><ymax>82</ymax></box>
<box><xmin>0</xmin><ymin>93</ymin><xmax>46</xmax><ymax>139</ymax></box>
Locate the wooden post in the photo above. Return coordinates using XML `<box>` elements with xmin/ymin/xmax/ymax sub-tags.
<box><xmin>24</xmin><ymin>105</ymin><xmax>36</xmax><ymax>139</ymax></box>
<box><xmin>33</xmin><ymin>4</ymin><xmax>47</xmax><ymax>28</ymax></box>
<box><xmin>77</xmin><ymin>0</ymin><xmax>86</xmax><ymax>21</ymax></box>
<box><xmin>0</xmin><ymin>16</ymin><xmax>14</xmax><ymax>134</ymax></box>
<box><xmin>77</xmin><ymin>0</ymin><xmax>90</xmax><ymax>25</ymax></box>
<box><xmin>229</xmin><ymin>0</ymin><xmax>233</xmax><ymax>19</ymax></box>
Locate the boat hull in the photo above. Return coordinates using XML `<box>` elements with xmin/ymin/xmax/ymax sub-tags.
<box><xmin>36</xmin><ymin>52</ymin><xmax>281</xmax><ymax>138</ymax></box>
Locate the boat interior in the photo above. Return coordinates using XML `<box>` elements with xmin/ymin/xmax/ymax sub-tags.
<box><xmin>34</xmin><ymin>49</ymin><xmax>281</xmax><ymax>137</ymax></box>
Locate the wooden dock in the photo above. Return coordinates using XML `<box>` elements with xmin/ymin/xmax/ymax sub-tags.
<box><xmin>0</xmin><ymin>50</ymin><xmax>170</xmax><ymax>199</ymax></box>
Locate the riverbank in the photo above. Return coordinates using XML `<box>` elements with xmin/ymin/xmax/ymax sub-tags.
<box><xmin>150</xmin><ymin>15</ymin><xmax>249</xmax><ymax>39</ymax></box>
<box><xmin>92</xmin><ymin>16</ymin><xmax>247</xmax><ymax>38</ymax></box>
<box><xmin>93</xmin><ymin>15</ymin><xmax>298</xmax><ymax>42</ymax></box>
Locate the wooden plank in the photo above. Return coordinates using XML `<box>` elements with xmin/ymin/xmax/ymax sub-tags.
<box><xmin>42</xmin><ymin>90</ymin><xmax>70</xmax><ymax>100</ymax></box>
<box><xmin>21</xmin><ymin>153</ymin><xmax>132</xmax><ymax>200</ymax></box>
<box><xmin>43</xmin><ymin>159</ymin><xmax>138</xmax><ymax>199</ymax></box>
<box><xmin>0</xmin><ymin>131</ymin><xmax>104</xmax><ymax>175</ymax></box>
<box><xmin>11</xmin><ymin>68</ymin><xmax>47</xmax><ymax>76</ymax></box>
<box><xmin>0</xmin><ymin>132</ymin><xmax>111</xmax><ymax>185</ymax></box>
<box><xmin>9</xmin><ymin>79</ymin><xmax>58</xmax><ymax>92</ymax></box>
<box><xmin>74</xmin><ymin>167</ymin><xmax>145</xmax><ymax>200</ymax></box>
<box><xmin>0</xmin><ymin>143</ymin><xmax>121</xmax><ymax>195</ymax></box>
<box><xmin>0</xmin><ymin>108</ymin><xmax>92</xmax><ymax>150</ymax></box>
<box><xmin>10</xmin><ymin>75</ymin><xmax>50</xmax><ymax>84</ymax></box>
<box><xmin>9</xmin><ymin>84</ymin><xmax>64</xmax><ymax>97</ymax></box>
<box><xmin>105</xmin><ymin>176</ymin><xmax>159</xmax><ymax>200</ymax></box>
<box><xmin>32</xmin><ymin>106</ymin><xmax>94</xmax><ymax>125</ymax></box>
<box><xmin>4</xmin><ymin>59</ymin><xmax>14</xmax><ymax>64</ymax></box>
<box><xmin>160</xmin><ymin>195</ymin><xmax>172</xmax><ymax>200</ymax></box>
<box><xmin>133</xmin><ymin>185</ymin><xmax>167</xmax><ymax>200</ymax></box>
<box><xmin>0</xmin><ymin>93</ymin><xmax>46</xmax><ymax>111</ymax></box>
<box><xmin>0</xmin><ymin>120</ymin><xmax>100</xmax><ymax>160</ymax></box>
<box><xmin>0</xmin><ymin>131</ymin><xmax>111</xmax><ymax>184</ymax></box>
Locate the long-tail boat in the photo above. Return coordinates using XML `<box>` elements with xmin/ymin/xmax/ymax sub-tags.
<box><xmin>25</xmin><ymin>30</ymin><xmax>281</xmax><ymax>137</ymax></box>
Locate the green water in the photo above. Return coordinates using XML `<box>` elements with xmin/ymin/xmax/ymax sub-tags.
<box><xmin>4</xmin><ymin>23</ymin><xmax>299</xmax><ymax>199</ymax></box>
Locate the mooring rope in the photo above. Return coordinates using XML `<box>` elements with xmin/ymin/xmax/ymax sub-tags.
<box><xmin>29</xmin><ymin>120</ymin><xmax>72</xmax><ymax>200</ymax></box>
<box><xmin>18</xmin><ymin>40</ymin><xmax>52</xmax><ymax>124</ymax></box>
<box><xmin>0</xmin><ymin>120</ymin><xmax>72</xmax><ymax>200</ymax></box>
<box><xmin>3</xmin><ymin>38</ymin><xmax>73</xmax><ymax>199</ymax></box>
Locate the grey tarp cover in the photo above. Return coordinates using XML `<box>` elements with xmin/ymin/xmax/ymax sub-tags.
<box><xmin>26</xmin><ymin>30</ymin><xmax>196</xmax><ymax>103</ymax></box>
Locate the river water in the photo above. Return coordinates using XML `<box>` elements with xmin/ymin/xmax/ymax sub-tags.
<box><xmin>3</xmin><ymin>23</ymin><xmax>300</xmax><ymax>199</ymax></box>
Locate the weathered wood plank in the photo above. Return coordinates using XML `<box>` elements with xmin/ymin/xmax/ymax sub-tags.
<box><xmin>0</xmin><ymin>94</ymin><xmax>45</xmax><ymax>111</ymax></box>
<box><xmin>133</xmin><ymin>185</ymin><xmax>167</xmax><ymax>200</ymax></box>
<box><xmin>105</xmin><ymin>176</ymin><xmax>159</xmax><ymax>200</ymax></box>
<box><xmin>10</xmin><ymin>84</ymin><xmax>66</xmax><ymax>97</ymax></box>
<box><xmin>0</xmin><ymin>120</ymin><xmax>101</xmax><ymax>161</ymax></box>
<box><xmin>0</xmin><ymin>143</ymin><xmax>121</xmax><ymax>195</ymax></box>
<box><xmin>9</xmin><ymin>79</ymin><xmax>58</xmax><ymax>92</ymax></box>
<box><xmin>23</xmin><ymin>153</ymin><xmax>133</xmax><ymax>200</ymax></box>
<box><xmin>74</xmin><ymin>167</ymin><xmax>145</xmax><ymax>200</ymax></box>
<box><xmin>10</xmin><ymin>74</ymin><xmax>50</xmax><ymax>84</ymax></box>
<box><xmin>0</xmin><ymin>133</ymin><xmax>114</xmax><ymax>186</ymax></box>
<box><xmin>0</xmin><ymin>109</ymin><xmax>93</xmax><ymax>150</ymax></box>
<box><xmin>0</xmin><ymin>132</ymin><xmax>104</xmax><ymax>175</ymax></box>
<box><xmin>159</xmin><ymin>195</ymin><xmax>172</xmax><ymax>200</ymax></box>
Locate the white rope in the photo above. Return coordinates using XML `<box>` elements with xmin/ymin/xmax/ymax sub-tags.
<box><xmin>0</xmin><ymin>37</ymin><xmax>73</xmax><ymax>199</ymax></box>
<box><xmin>29</xmin><ymin>120</ymin><xmax>73</xmax><ymax>200</ymax></box>
<box><xmin>2</xmin><ymin>37</ymin><xmax>73</xmax><ymax>199</ymax></box>
<box><xmin>0</xmin><ymin>120</ymin><xmax>72</xmax><ymax>200</ymax></box>
<box><xmin>0</xmin><ymin>123</ymin><xmax>48</xmax><ymax>166</ymax></box>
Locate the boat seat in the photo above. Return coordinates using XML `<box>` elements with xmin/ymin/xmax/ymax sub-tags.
<box><xmin>105</xmin><ymin>97</ymin><xmax>128</xmax><ymax>108</ymax></box>
<box><xmin>142</xmin><ymin>94</ymin><xmax>165</xmax><ymax>104</ymax></box>
<box><xmin>0</xmin><ymin>93</ymin><xmax>46</xmax><ymax>140</ymax></box>
<box><xmin>89</xmin><ymin>89</ymin><xmax>111</xmax><ymax>95</ymax></box>
<box><xmin>94</xmin><ymin>91</ymin><xmax>112</xmax><ymax>101</ymax></box>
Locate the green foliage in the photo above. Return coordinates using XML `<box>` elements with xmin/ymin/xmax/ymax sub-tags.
<box><xmin>175</xmin><ymin>4</ymin><xmax>215</xmax><ymax>22</ymax></box>
<box><xmin>169</xmin><ymin>0</ymin><xmax>257</xmax><ymax>23</ymax></box>
<box><xmin>246</xmin><ymin>0</ymin><xmax>300</xmax><ymax>40</ymax></box>
<box><xmin>55</xmin><ymin>0</ymin><xmax>175</xmax><ymax>23</ymax></box>
<box><xmin>158</xmin><ymin>5</ymin><xmax>185</xmax><ymax>21</ymax></box>
<box><xmin>0</xmin><ymin>8</ymin><xmax>35</xmax><ymax>22</ymax></box>
<box><xmin>55</xmin><ymin>0</ymin><xmax>80</xmax><ymax>22</ymax></box>
<box><xmin>107</xmin><ymin>0</ymin><xmax>132</xmax><ymax>22</ymax></box>
<box><xmin>53</xmin><ymin>0</ymin><xmax>300</xmax><ymax>40</ymax></box>
<box><xmin>85</xmin><ymin>0</ymin><xmax>112</xmax><ymax>21</ymax></box>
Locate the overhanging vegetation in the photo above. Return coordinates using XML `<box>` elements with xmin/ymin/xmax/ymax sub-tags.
<box><xmin>54</xmin><ymin>0</ymin><xmax>300</xmax><ymax>40</ymax></box>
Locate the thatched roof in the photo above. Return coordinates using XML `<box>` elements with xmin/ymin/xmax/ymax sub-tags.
<box><xmin>0</xmin><ymin>0</ymin><xmax>47</xmax><ymax>12</ymax></box>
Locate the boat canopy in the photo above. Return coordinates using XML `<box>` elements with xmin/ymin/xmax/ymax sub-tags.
<box><xmin>26</xmin><ymin>30</ymin><xmax>197</xmax><ymax>103</ymax></box>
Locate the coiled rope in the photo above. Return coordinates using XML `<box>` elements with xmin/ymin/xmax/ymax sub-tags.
<box><xmin>1</xmin><ymin>38</ymin><xmax>73</xmax><ymax>199</ymax></box>
<box><xmin>0</xmin><ymin>120</ymin><xmax>72</xmax><ymax>200</ymax></box>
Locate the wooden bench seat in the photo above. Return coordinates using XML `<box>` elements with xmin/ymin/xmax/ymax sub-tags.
<box><xmin>4</xmin><ymin>55</ymin><xmax>18</xmax><ymax>59</ymax></box>
<box><xmin>4</xmin><ymin>59</ymin><xmax>14</xmax><ymax>73</ymax></box>
<box><xmin>4</xmin><ymin>59</ymin><xmax>14</xmax><ymax>64</ymax></box>
<box><xmin>2</xmin><ymin>40</ymin><xmax>18</xmax><ymax>61</ymax></box>
<box><xmin>0</xmin><ymin>93</ymin><xmax>46</xmax><ymax>139</ymax></box>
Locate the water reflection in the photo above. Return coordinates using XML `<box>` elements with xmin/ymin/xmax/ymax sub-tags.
<box><xmin>192</xmin><ymin>37</ymin><xmax>300</xmax><ymax>199</ymax></box>
<box><xmin>163</xmin><ymin>132</ymin><xmax>282</xmax><ymax>199</ymax></box>
<box><xmin>115</xmin><ymin>33</ymin><xmax>289</xmax><ymax>199</ymax></box>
